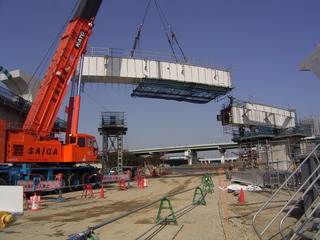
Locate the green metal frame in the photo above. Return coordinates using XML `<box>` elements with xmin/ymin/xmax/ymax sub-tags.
<box><xmin>201</xmin><ymin>173</ymin><xmax>215</xmax><ymax>194</ymax></box>
<box><xmin>192</xmin><ymin>186</ymin><xmax>207</xmax><ymax>205</ymax></box>
<box><xmin>155</xmin><ymin>198</ymin><xmax>178</xmax><ymax>225</ymax></box>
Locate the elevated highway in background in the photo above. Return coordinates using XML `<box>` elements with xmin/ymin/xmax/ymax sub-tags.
<box><xmin>0</xmin><ymin>85</ymin><xmax>66</xmax><ymax>131</ymax></box>
<box><xmin>130</xmin><ymin>142</ymin><xmax>239</xmax><ymax>165</ymax></box>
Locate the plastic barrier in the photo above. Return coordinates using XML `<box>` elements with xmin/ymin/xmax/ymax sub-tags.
<box><xmin>81</xmin><ymin>185</ymin><xmax>94</xmax><ymax>199</ymax></box>
<box><xmin>30</xmin><ymin>193</ymin><xmax>41</xmax><ymax>211</ymax></box>
<box><xmin>118</xmin><ymin>180</ymin><xmax>127</xmax><ymax>191</ymax></box>
<box><xmin>17</xmin><ymin>180</ymin><xmax>64</xmax><ymax>192</ymax></box>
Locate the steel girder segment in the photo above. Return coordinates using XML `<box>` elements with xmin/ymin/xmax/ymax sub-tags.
<box><xmin>131</xmin><ymin>78</ymin><xmax>233</xmax><ymax>104</ymax></box>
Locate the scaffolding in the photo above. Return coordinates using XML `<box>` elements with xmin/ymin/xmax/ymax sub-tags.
<box><xmin>219</xmin><ymin>98</ymin><xmax>313</xmax><ymax>189</ymax></box>
<box><xmin>98</xmin><ymin>112</ymin><xmax>127</xmax><ymax>175</ymax></box>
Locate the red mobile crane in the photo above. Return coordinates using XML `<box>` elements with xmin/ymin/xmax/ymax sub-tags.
<box><xmin>0</xmin><ymin>0</ymin><xmax>107</xmax><ymax>190</ymax></box>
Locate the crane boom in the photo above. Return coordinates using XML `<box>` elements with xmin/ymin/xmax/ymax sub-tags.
<box><xmin>23</xmin><ymin>0</ymin><xmax>102</xmax><ymax>136</ymax></box>
<box><xmin>4</xmin><ymin>0</ymin><xmax>102</xmax><ymax>164</ymax></box>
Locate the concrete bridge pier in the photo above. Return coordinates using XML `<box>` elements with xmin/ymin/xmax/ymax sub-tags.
<box><xmin>218</xmin><ymin>147</ymin><xmax>227</xmax><ymax>164</ymax></box>
<box><xmin>184</xmin><ymin>149</ymin><xmax>197</xmax><ymax>165</ymax></box>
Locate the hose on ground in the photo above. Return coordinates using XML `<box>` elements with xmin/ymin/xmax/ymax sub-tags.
<box><xmin>134</xmin><ymin>197</ymin><xmax>205</xmax><ymax>240</ymax></box>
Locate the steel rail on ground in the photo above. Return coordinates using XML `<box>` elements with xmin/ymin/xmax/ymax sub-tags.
<box><xmin>134</xmin><ymin>197</ymin><xmax>204</xmax><ymax>240</ymax></box>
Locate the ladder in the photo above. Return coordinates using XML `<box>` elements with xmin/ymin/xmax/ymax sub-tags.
<box><xmin>265</xmin><ymin>141</ymin><xmax>281</xmax><ymax>192</ymax></box>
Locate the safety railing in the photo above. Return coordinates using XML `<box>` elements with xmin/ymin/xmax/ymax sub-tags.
<box><xmin>0</xmin><ymin>85</ymin><xmax>67</xmax><ymax>130</ymax></box>
<box><xmin>232</xmin><ymin>126</ymin><xmax>311</xmax><ymax>142</ymax></box>
<box><xmin>0</xmin><ymin>86</ymin><xmax>32</xmax><ymax>110</ymax></box>
<box><xmin>86</xmin><ymin>47</ymin><xmax>231</xmax><ymax>70</ymax></box>
<box><xmin>252</xmin><ymin>144</ymin><xmax>320</xmax><ymax>239</ymax></box>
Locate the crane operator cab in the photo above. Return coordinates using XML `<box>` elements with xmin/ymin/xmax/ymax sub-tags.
<box><xmin>65</xmin><ymin>133</ymin><xmax>98</xmax><ymax>163</ymax></box>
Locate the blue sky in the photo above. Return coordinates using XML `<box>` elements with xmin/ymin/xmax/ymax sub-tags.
<box><xmin>1</xmin><ymin>0</ymin><xmax>320</xmax><ymax>152</ymax></box>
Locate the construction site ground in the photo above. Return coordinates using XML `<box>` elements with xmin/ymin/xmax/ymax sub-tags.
<box><xmin>0</xmin><ymin>173</ymin><xmax>297</xmax><ymax>240</ymax></box>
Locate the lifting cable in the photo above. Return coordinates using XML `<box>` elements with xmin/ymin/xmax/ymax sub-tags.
<box><xmin>153</xmin><ymin>0</ymin><xmax>178</xmax><ymax>62</ymax></box>
<box><xmin>130</xmin><ymin>0</ymin><xmax>188</xmax><ymax>63</ymax></box>
<box><xmin>130</xmin><ymin>0</ymin><xmax>152</xmax><ymax>57</ymax></box>
<box><xmin>153</xmin><ymin>0</ymin><xmax>188</xmax><ymax>63</ymax></box>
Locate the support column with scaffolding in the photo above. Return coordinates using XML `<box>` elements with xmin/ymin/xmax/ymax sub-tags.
<box><xmin>218</xmin><ymin>97</ymin><xmax>311</xmax><ymax>188</ymax></box>
<box><xmin>98</xmin><ymin>112</ymin><xmax>127</xmax><ymax>175</ymax></box>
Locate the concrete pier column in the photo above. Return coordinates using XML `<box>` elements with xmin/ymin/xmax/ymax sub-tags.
<box><xmin>218</xmin><ymin>147</ymin><xmax>226</xmax><ymax>164</ymax></box>
<box><xmin>184</xmin><ymin>150</ymin><xmax>198</xmax><ymax>165</ymax></box>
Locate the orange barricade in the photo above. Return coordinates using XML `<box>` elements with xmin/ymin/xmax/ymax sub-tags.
<box><xmin>81</xmin><ymin>185</ymin><xmax>94</xmax><ymax>198</ymax></box>
<box><xmin>118</xmin><ymin>180</ymin><xmax>127</xmax><ymax>190</ymax></box>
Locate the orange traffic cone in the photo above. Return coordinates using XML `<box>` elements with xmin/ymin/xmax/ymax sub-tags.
<box><xmin>99</xmin><ymin>186</ymin><xmax>105</xmax><ymax>198</ymax></box>
<box><xmin>143</xmin><ymin>177</ymin><xmax>148</xmax><ymax>187</ymax></box>
<box><xmin>238</xmin><ymin>188</ymin><xmax>246</xmax><ymax>203</ymax></box>
<box><xmin>139</xmin><ymin>178</ymin><xmax>144</xmax><ymax>189</ymax></box>
<box><xmin>30</xmin><ymin>193</ymin><xmax>41</xmax><ymax>211</ymax></box>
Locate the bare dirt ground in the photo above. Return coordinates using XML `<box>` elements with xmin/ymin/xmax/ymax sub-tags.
<box><xmin>0</xmin><ymin>174</ymin><xmax>296</xmax><ymax>240</ymax></box>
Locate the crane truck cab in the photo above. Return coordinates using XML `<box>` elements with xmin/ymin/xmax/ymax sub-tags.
<box><xmin>67</xmin><ymin>133</ymin><xmax>99</xmax><ymax>162</ymax></box>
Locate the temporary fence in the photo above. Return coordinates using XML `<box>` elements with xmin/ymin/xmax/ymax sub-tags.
<box><xmin>21</xmin><ymin>173</ymin><xmax>133</xmax><ymax>210</ymax></box>
<box><xmin>16</xmin><ymin>172</ymin><xmax>131</xmax><ymax>194</ymax></box>
<box><xmin>218</xmin><ymin>168</ymin><xmax>230</xmax><ymax>240</ymax></box>
<box><xmin>17</xmin><ymin>179</ymin><xmax>64</xmax><ymax>192</ymax></box>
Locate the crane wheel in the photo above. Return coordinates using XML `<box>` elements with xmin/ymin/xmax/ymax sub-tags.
<box><xmin>68</xmin><ymin>173</ymin><xmax>81</xmax><ymax>191</ymax></box>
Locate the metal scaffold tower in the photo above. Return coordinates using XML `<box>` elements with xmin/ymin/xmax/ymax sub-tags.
<box><xmin>98</xmin><ymin>112</ymin><xmax>127</xmax><ymax>174</ymax></box>
<box><xmin>218</xmin><ymin>97</ymin><xmax>312</xmax><ymax>188</ymax></box>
